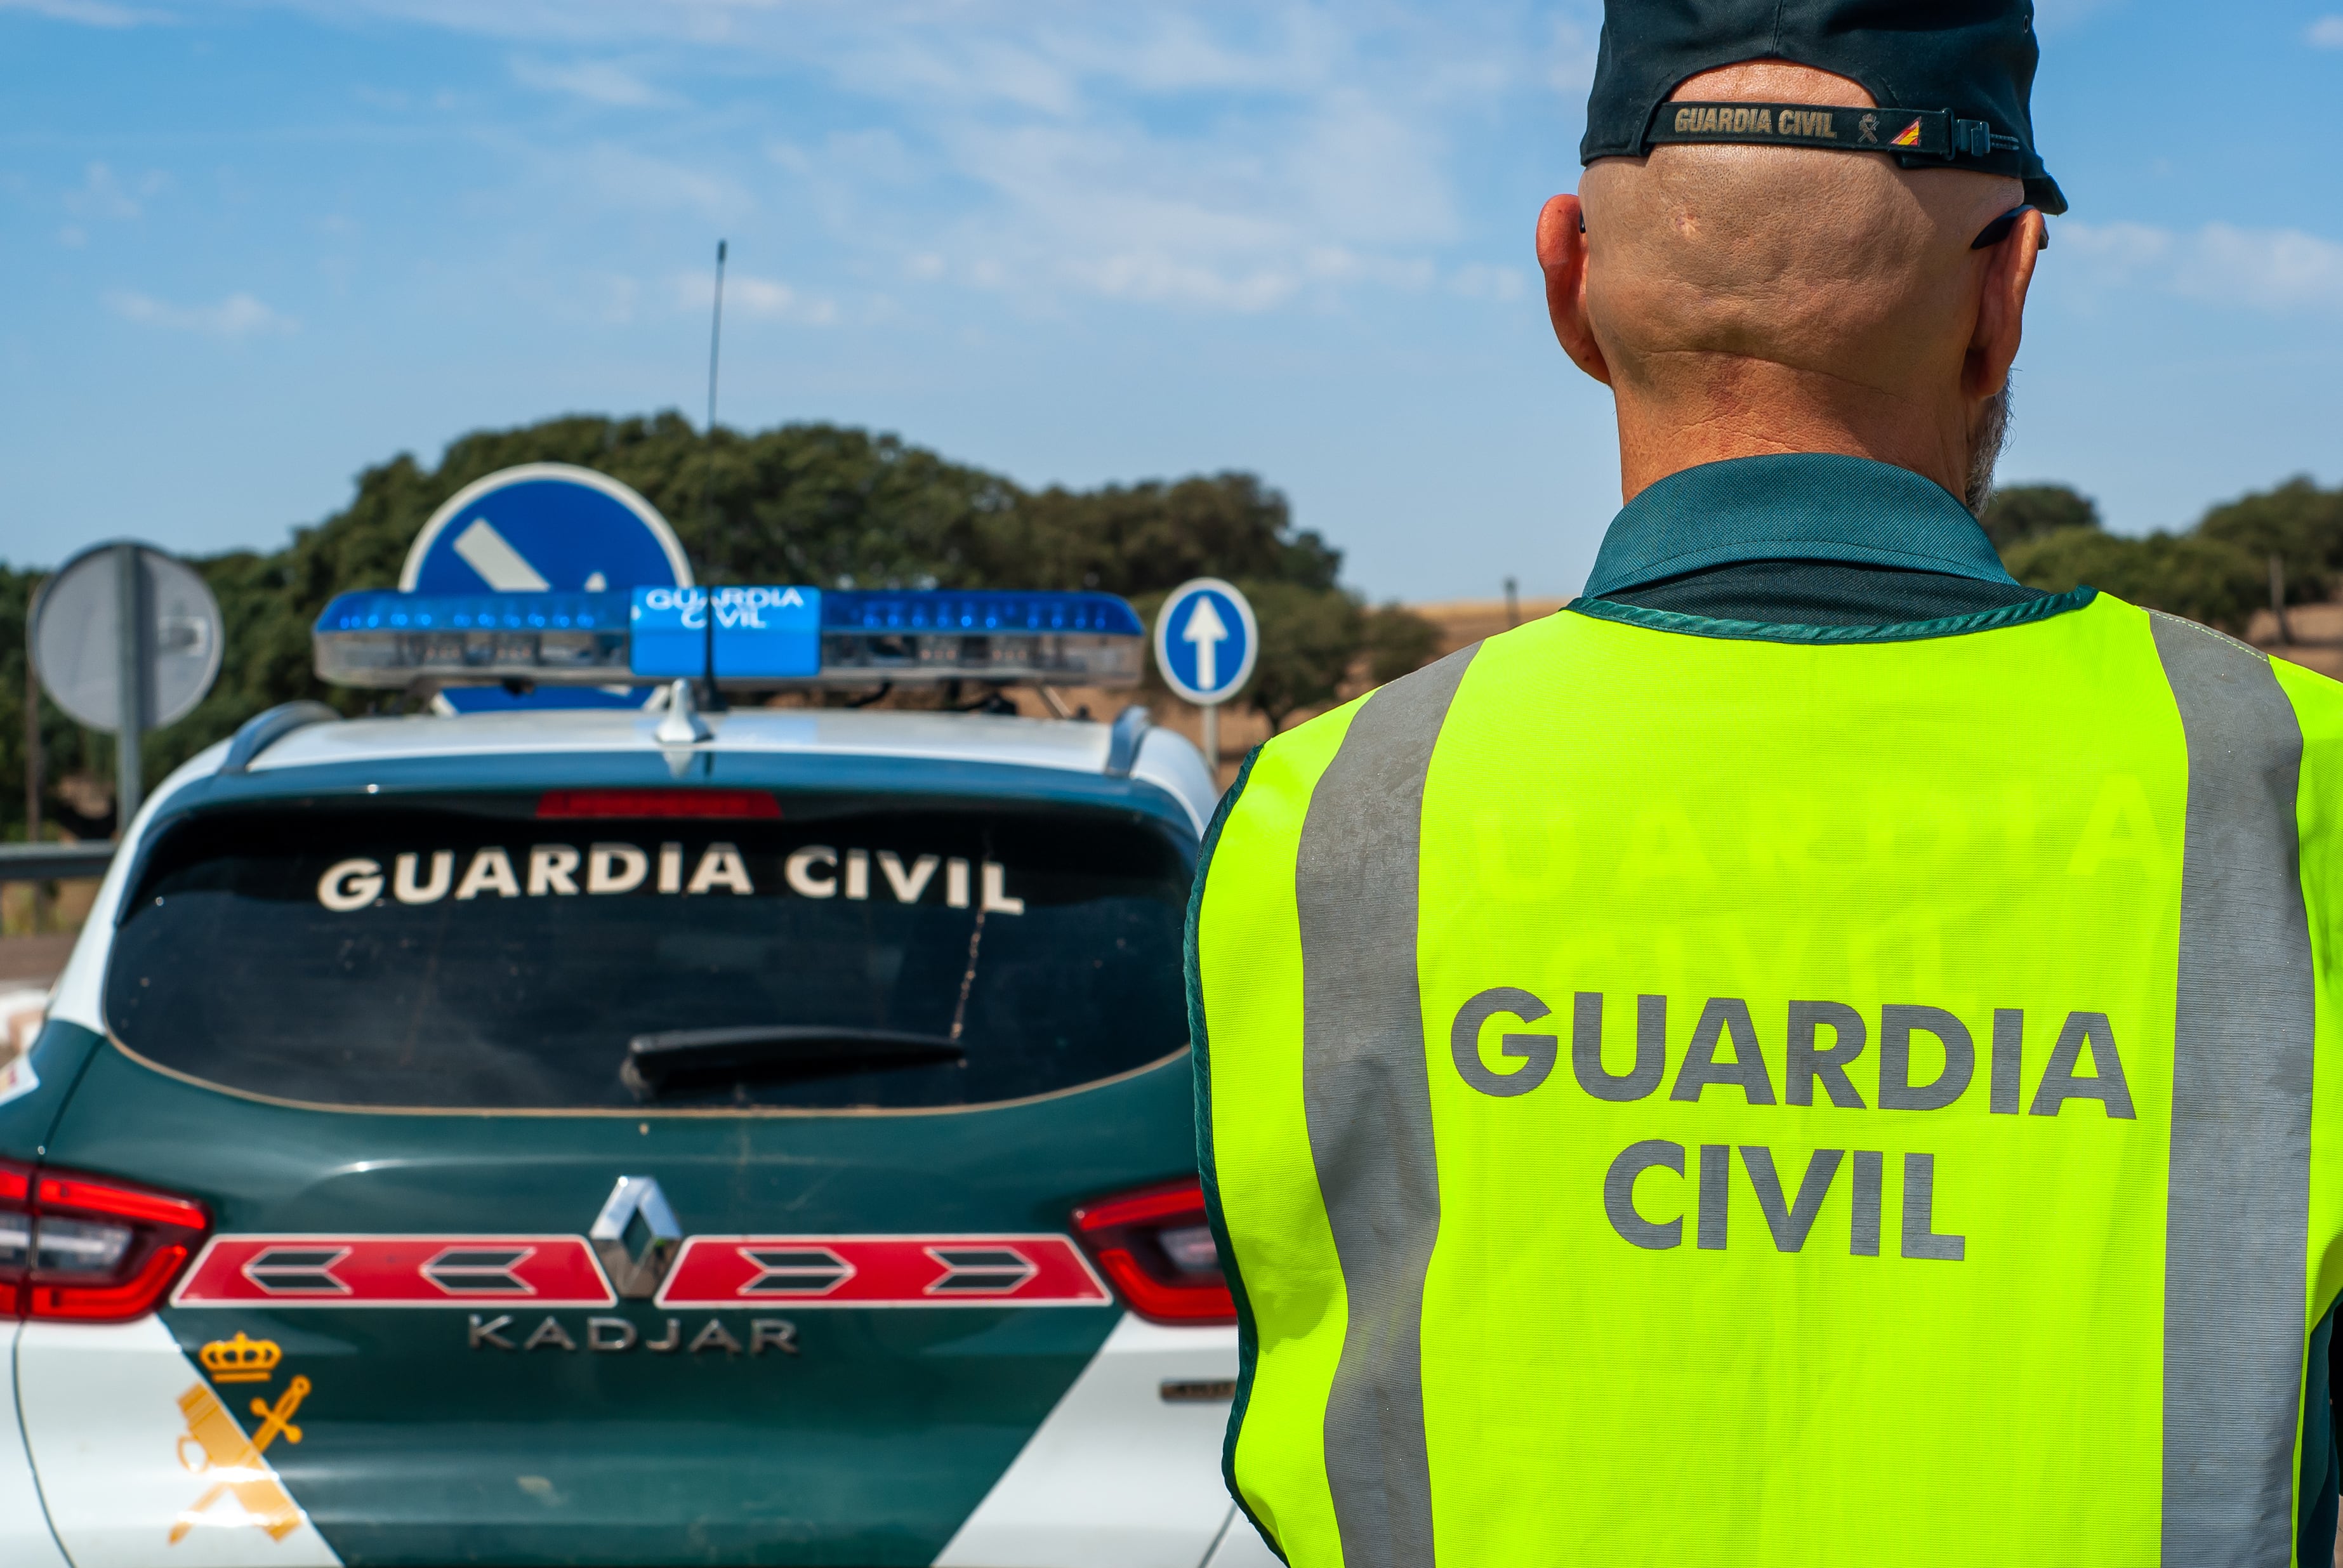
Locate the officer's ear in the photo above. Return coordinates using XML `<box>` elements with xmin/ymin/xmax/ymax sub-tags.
<box><xmin>1963</xmin><ymin>205</ymin><xmax>2045</xmax><ymax>402</ymax></box>
<box><xmin>1536</xmin><ymin>192</ymin><xmax>1613</xmax><ymax>386</ymax></box>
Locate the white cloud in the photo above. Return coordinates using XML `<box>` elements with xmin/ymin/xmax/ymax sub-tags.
<box><xmin>2310</xmin><ymin>15</ymin><xmax>2343</xmax><ymax>47</ymax></box>
<box><xmin>1547</xmin><ymin>19</ymin><xmax>1599</xmax><ymax>94</ymax></box>
<box><xmin>1304</xmin><ymin>247</ymin><xmax>1435</xmax><ymax>290</ymax></box>
<box><xmin>2060</xmin><ymin>220</ymin><xmax>2343</xmax><ymax>314</ymax></box>
<box><xmin>592</xmin><ymin>272</ymin><xmax>638</xmax><ymax>324</ymax></box>
<box><xmin>1064</xmin><ymin>254</ymin><xmax>1298</xmax><ymax>312</ymax></box>
<box><xmin>511</xmin><ymin>56</ymin><xmax>668</xmax><ymax>107</ymax></box>
<box><xmin>64</xmin><ymin>162</ymin><xmax>162</xmax><ymax>221</ymax></box>
<box><xmin>105</xmin><ymin>290</ymin><xmax>298</xmax><ymax>337</ymax></box>
<box><xmin>767</xmin><ymin>128</ymin><xmax>917</xmax><ymax>185</ymax></box>
<box><xmin>230</xmin><ymin>1</ymin><xmax>1573</xmax><ymax>316</ymax></box>
<box><xmin>672</xmin><ymin>269</ymin><xmax>835</xmax><ymax>325</ymax></box>
<box><xmin>1450</xmin><ymin>262</ymin><xmax>1527</xmax><ymax>302</ymax></box>
<box><xmin>572</xmin><ymin>143</ymin><xmax>746</xmax><ymax>218</ymax></box>
<box><xmin>1021</xmin><ymin>11</ymin><xmax>1335</xmax><ymax>97</ymax></box>
<box><xmin>0</xmin><ymin>0</ymin><xmax>160</xmax><ymax>26</ymax></box>
<box><xmin>2186</xmin><ymin>223</ymin><xmax>2343</xmax><ymax>311</ymax></box>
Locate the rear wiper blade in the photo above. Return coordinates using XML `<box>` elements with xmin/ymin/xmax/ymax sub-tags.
<box><xmin>622</xmin><ymin>1025</ymin><xmax>965</xmax><ymax>1102</ymax></box>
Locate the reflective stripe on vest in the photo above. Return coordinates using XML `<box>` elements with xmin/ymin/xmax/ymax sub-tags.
<box><xmin>1298</xmin><ymin>644</ymin><xmax>1479</xmax><ymax>1566</ymax></box>
<box><xmin>1195</xmin><ymin>593</ymin><xmax>2342</xmax><ymax>1568</ymax></box>
<box><xmin>2153</xmin><ymin>612</ymin><xmax>2314</xmax><ymax>1565</ymax></box>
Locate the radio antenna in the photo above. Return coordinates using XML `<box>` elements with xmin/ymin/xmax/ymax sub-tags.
<box><xmin>697</xmin><ymin>238</ymin><xmax>727</xmax><ymax>699</ymax></box>
<box><xmin>704</xmin><ymin>239</ymin><xmax>727</xmax><ymax>445</ymax></box>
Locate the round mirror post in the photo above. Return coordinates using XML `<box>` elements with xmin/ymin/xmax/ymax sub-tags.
<box><xmin>112</xmin><ymin>542</ymin><xmax>149</xmax><ymax>830</ymax></box>
<box><xmin>22</xmin><ymin>609</ymin><xmax>43</xmax><ymax>931</ymax></box>
<box><xmin>32</xmin><ymin>539</ymin><xmax>221</xmax><ymax>839</ymax></box>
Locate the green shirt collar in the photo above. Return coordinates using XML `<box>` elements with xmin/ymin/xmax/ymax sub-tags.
<box><xmin>1583</xmin><ymin>454</ymin><xmax>2016</xmax><ymax>598</ymax></box>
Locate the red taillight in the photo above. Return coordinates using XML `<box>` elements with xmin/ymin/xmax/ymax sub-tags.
<box><xmin>538</xmin><ymin>788</ymin><xmax>781</xmax><ymax>819</ymax></box>
<box><xmin>1072</xmin><ymin>1177</ymin><xmax>1235</xmax><ymax>1326</ymax></box>
<box><xmin>0</xmin><ymin>1159</ymin><xmax>209</xmax><ymax>1322</ymax></box>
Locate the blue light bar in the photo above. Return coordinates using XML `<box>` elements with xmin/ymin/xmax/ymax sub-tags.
<box><xmin>824</xmin><ymin>591</ymin><xmax>1143</xmax><ymax>636</ymax></box>
<box><xmin>819</xmin><ymin>590</ymin><xmax>1144</xmax><ymax>686</ymax></box>
<box><xmin>313</xmin><ymin>586</ymin><xmax>1145</xmax><ymax>691</ymax></box>
<box><xmin>312</xmin><ymin>591</ymin><xmax>632</xmax><ymax>687</ymax></box>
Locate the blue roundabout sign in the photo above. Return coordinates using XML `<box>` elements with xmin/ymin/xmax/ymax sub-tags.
<box><xmin>401</xmin><ymin>463</ymin><xmax>693</xmax><ymax>711</ymax></box>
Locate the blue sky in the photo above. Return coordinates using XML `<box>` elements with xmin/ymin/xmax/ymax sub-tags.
<box><xmin>4</xmin><ymin>0</ymin><xmax>2342</xmax><ymax>602</ymax></box>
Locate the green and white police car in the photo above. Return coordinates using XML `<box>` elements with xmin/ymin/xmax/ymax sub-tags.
<box><xmin>0</xmin><ymin>583</ymin><xmax>1274</xmax><ymax>1568</ymax></box>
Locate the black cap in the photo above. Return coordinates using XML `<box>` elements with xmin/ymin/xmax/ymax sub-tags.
<box><xmin>1580</xmin><ymin>0</ymin><xmax>2065</xmax><ymax>215</ymax></box>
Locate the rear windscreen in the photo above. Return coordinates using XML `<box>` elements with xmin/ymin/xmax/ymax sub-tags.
<box><xmin>104</xmin><ymin>797</ymin><xmax>1193</xmax><ymax>1111</ymax></box>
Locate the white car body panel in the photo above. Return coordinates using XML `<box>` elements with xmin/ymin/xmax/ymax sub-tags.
<box><xmin>17</xmin><ymin>1316</ymin><xmax>341</xmax><ymax>1568</ymax></box>
<box><xmin>1</xmin><ymin>1322</ymin><xmax>72</xmax><ymax>1568</ymax></box>
<box><xmin>243</xmin><ymin>708</ymin><xmax>1217</xmax><ymax>834</ymax></box>
<box><xmin>934</xmin><ymin>1314</ymin><xmax>1239</xmax><ymax>1568</ymax></box>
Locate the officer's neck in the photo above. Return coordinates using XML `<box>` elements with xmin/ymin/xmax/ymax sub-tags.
<box><xmin>1611</xmin><ymin>357</ymin><xmax>1974</xmax><ymax>505</ymax></box>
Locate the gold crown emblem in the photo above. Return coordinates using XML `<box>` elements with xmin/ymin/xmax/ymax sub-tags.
<box><xmin>199</xmin><ymin>1333</ymin><xmax>282</xmax><ymax>1385</ymax></box>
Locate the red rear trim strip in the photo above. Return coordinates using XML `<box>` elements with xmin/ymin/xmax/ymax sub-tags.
<box><xmin>657</xmin><ymin>1235</ymin><xmax>1111</xmax><ymax>1308</ymax></box>
<box><xmin>173</xmin><ymin>1235</ymin><xmax>616</xmax><ymax>1308</ymax></box>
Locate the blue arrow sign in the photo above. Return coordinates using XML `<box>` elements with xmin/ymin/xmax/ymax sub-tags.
<box><xmin>1154</xmin><ymin>578</ymin><xmax>1258</xmax><ymax>706</ymax></box>
<box><xmin>401</xmin><ymin>463</ymin><xmax>692</xmax><ymax>712</ymax></box>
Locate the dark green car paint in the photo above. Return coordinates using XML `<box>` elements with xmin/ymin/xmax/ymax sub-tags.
<box><xmin>0</xmin><ymin>1019</ymin><xmax>105</xmax><ymax>1159</ymax></box>
<box><xmin>19</xmin><ymin>739</ymin><xmax>1204</xmax><ymax>1566</ymax></box>
<box><xmin>57</xmin><ymin>1013</ymin><xmax>1192</xmax><ymax>1565</ymax></box>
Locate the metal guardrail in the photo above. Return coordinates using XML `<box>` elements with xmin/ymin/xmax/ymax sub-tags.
<box><xmin>0</xmin><ymin>843</ymin><xmax>116</xmax><ymax>883</ymax></box>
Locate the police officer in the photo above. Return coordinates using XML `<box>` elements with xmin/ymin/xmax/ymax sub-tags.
<box><xmin>1191</xmin><ymin>3</ymin><xmax>2343</xmax><ymax>1564</ymax></box>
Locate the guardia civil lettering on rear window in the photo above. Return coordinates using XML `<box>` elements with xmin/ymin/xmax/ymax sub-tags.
<box><xmin>1450</xmin><ymin>989</ymin><xmax>2137</xmax><ymax>1261</ymax></box>
<box><xmin>314</xmin><ymin>843</ymin><xmax>1026</xmax><ymax>914</ymax></box>
<box><xmin>106</xmin><ymin>796</ymin><xmax>1191</xmax><ymax>1112</ymax></box>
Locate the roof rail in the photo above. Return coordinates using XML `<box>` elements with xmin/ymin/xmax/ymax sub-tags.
<box><xmin>1104</xmin><ymin>704</ymin><xmax>1151</xmax><ymax>777</ymax></box>
<box><xmin>220</xmin><ymin>701</ymin><xmax>340</xmax><ymax>775</ymax></box>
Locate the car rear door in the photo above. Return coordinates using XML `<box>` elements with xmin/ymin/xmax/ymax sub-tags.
<box><xmin>14</xmin><ymin>767</ymin><xmax>1234</xmax><ymax>1567</ymax></box>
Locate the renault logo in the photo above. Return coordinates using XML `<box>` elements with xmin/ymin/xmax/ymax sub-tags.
<box><xmin>590</xmin><ymin>1176</ymin><xmax>682</xmax><ymax>1299</ymax></box>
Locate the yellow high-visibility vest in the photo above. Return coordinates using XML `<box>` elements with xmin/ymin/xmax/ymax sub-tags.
<box><xmin>1191</xmin><ymin>590</ymin><xmax>2343</xmax><ymax>1567</ymax></box>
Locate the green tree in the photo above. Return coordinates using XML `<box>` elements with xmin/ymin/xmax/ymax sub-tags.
<box><xmin>974</xmin><ymin>473</ymin><xmax>1341</xmax><ymax>595</ymax></box>
<box><xmin>2195</xmin><ymin>475</ymin><xmax>2343</xmax><ymax>603</ymax></box>
<box><xmin>1981</xmin><ymin>484</ymin><xmax>2100</xmax><ymax>553</ymax></box>
<box><xmin>1</xmin><ymin>567</ymin><xmax>97</xmax><ymax>842</ymax></box>
<box><xmin>2005</xmin><ymin>527</ymin><xmax>2264</xmax><ymax>631</ymax></box>
<box><xmin>1241</xmin><ymin>581</ymin><xmax>1363</xmax><ymax>733</ymax></box>
<box><xmin>1362</xmin><ymin>603</ymin><xmax>1443</xmax><ymax>685</ymax></box>
<box><xmin>0</xmin><ymin>413</ymin><xmax>1377</xmax><ymax>835</ymax></box>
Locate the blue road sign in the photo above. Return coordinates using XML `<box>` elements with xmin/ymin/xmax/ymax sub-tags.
<box><xmin>1154</xmin><ymin>578</ymin><xmax>1257</xmax><ymax>706</ymax></box>
<box><xmin>401</xmin><ymin>463</ymin><xmax>692</xmax><ymax>711</ymax></box>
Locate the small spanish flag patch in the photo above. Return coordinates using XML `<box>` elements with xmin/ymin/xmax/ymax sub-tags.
<box><xmin>1891</xmin><ymin>118</ymin><xmax>1924</xmax><ymax>148</ymax></box>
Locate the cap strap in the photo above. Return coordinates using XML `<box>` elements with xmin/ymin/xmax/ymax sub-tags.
<box><xmin>1647</xmin><ymin>102</ymin><xmax>2014</xmax><ymax>162</ymax></box>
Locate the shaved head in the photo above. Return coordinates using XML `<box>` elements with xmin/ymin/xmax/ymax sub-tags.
<box><xmin>1540</xmin><ymin>61</ymin><xmax>2043</xmax><ymax>511</ymax></box>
